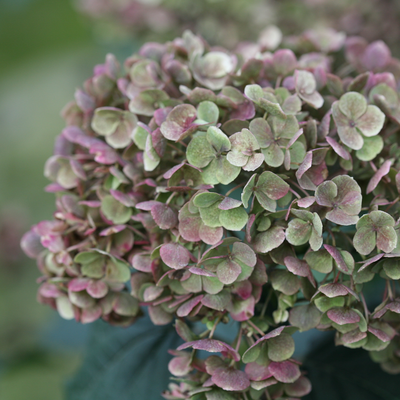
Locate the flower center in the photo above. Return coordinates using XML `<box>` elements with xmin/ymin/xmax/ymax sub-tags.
<box><xmin>349</xmin><ymin>120</ymin><xmax>356</xmax><ymax>128</ymax></box>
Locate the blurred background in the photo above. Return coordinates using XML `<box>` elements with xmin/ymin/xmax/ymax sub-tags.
<box><xmin>1</xmin><ymin>0</ymin><xmax>400</xmax><ymax>399</ymax></box>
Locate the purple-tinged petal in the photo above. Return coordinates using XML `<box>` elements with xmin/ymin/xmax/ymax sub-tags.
<box><xmin>39</xmin><ymin>283</ymin><xmax>62</xmax><ymax>298</ymax></box>
<box><xmin>177</xmin><ymin>295</ymin><xmax>204</xmax><ymax>317</ymax></box>
<box><xmin>326</xmin><ymin>137</ymin><xmax>351</xmax><ymax>160</ymax></box>
<box><xmin>327</xmin><ymin>307</ymin><xmax>361</xmax><ymax>325</ymax></box>
<box><xmin>21</xmin><ymin>230</ymin><xmax>44</xmax><ymax>258</ymax></box>
<box><xmin>86</xmin><ymin>280</ymin><xmax>108</xmax><ymax>298</ymax></box>
<box><xmin>284</xmin><ymin>376</ymin><xmax>312</xmax><ymax>397</ymax></box>
<box><xmin>148</xmin><ymin>305</ymin><xmax>173</xmax><ymax>326</ymax></box>
<box><xmin>151</xmin><ymin>203</ymin><xmax>178</xmax><ymax>230</ymax></box>
<box><xmin>268</xmin><ymin>361</ymin><xmax>301</xmax><ymax>383</ymax></box>
<box><xmin>177</xmin><ymin>339</ymin><xmax>240</xmax><ymax>362</ymax></box>
<box><xmin>245</xmin><ymin>362</ymin><xmax>272</xmax><ymax>381</ymax></box>
<box><xmin>297</xmin><ymin>196</ymin><xmax>315</xmax><ymax>208</ymax></box>
<box><xmin>160</xmin><ymin>243</ymin><xmax>191</xmax><ymax>270</ymax></box>
<box><xmin>211</xmin><ymin>367</ymin><xmax>250</xmax><ymax>391</ymax></box>
<box><xmin>81</xmin><ymin>305</ymin><xmax>103</xmax><ymax>324</ymax></box>
<box><xmin>367</xmin><ymin>160</ymin><xmax>392</xmax><ymax>194</ymax></box>
<box><xmin>168</xmin><ymin>354</ymin><xmax>192</xmax><ymax>377</ymax></box>
<box><xmin>68</xmin><ymin>278</ymin><xmax>90</xmax><ymax>292</ymax></box>
<box><xmin>160</xmin><ymin>104</ymin><xmax>197</xmax><ymax>141</ymax></box>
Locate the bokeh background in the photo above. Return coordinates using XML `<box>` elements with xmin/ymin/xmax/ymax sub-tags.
<box><xmin>1</xmin><ymin>1</ymin><xmax>400</xmax><ymax>399</ymax></box>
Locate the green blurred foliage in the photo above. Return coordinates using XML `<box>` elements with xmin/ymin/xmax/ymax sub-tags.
<box><xmin>0</xmin><ymin>1</ymin><xmax>104</xmax><ymax>399</ymax></box>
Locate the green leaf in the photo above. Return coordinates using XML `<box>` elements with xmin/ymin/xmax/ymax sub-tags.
<box><xmin>65</xmin><ymin>316</ymin><xmax>182</xmax><ymax>400</ymax></box>
<box><xmin>303</xmin><ymin>335</ymin><xmax>400</xmax><ymax>400</ymax></box>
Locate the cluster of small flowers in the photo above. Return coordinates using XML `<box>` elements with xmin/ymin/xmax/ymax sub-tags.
<box><xmin>73</xmin><ymin>0</ymin><xmax>276</xmax><ymax>47</ymax></box>
<box><xmin>74</xmin><ymin>0</ymin><xmax>400</xmax><ymax>55</ymax></box>
<box><xmin>22</xmin><ymin>28</ymin><xmax>400</xmax><ymax>399</ymax></box>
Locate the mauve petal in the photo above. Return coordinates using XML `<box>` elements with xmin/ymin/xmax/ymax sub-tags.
<box><xmin>81</xmin><ymin>305</ymin><xmax>103</xmax><ymax>324</ymax></box>
<box><xmin>268</xmin><ymin>361</ymin><xmax>301</xmax><ymax>383</ymax></box>
<box><xmin>327</xmin><ymin>307</ymin><xmax>361</xmax><ymax>325</ymax></box>
<box><xmin>160</xmin><ymin>243</ymin><xmax>191</xmax><ymax>270</ymax></box>
<box><xmin>177</xmin><ymin>339</ymin><xmax>240</xmax><ymax>362</ymax></box>
<box><xmin>245</xmin><ymin>362</ymin><xmax>272</xmax><ymax>381</ymax></box>
<box><xmin>211</xmin><ymin>367</ymin><xmax>250</xmax><ymax>391</ymax></box>
<box><xmin>356</xmin><ymin>105</ymin><xmax>385</xmax><ymax>137</ymax></box>
<box><xmin>87</xmin><ymin>280</ymin><xmax>108</xmax><ymax>298</ymax></box>
<box><xmin>68</xmin><ymin>278</ymin><xmax>90</xmax><ymax>292</ymax></box>
<box><xmin>21</xmin><ymin>230</ymin><xmax>44</xmax><ymax>258</ymax></box>
<box><xmin>367</xmin><ymin>160</ymin><xmax>392</xmax><ymax>194</ymax></box>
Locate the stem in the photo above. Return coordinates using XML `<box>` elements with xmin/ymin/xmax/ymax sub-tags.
<box><xmin>167</xmin><ymin>143</ymin><xmax>185</xmax><ymax>155</ymax></box>
<box><xmin>288</xmin><ymin>179</ymin><xmax>309</xmax><ymax>197</ymax></box>
<box><xmin>388</xmin><ymin>280</ymin><xmax>394</xmax><ymax>300</ymax></box>
<box><xmin>261</xmin><ymin>289</ymin><xmax>273</xmax><ymax>317</ymax></box>
<box><xmin>265</xmin><ymin>389</ymin><xmax>272</xmax><ymax>400</ymax></box>
<box><xmin>247</xmin><ymin>319</ymin><xmax>265</xmax><ymax>336</ymax></box>
<box><xmin>360</xmin><ymin>292</ymin><xmax>370</xmax><ymax>323</ymax></box>
<box><xmin>166</xmin><ymin>191</ymin><xmax>177</xmax><ymax>205</ymax></box>
<box><xmin>385</xmin><ymin>196</ymin><xmax>400</xmax><ymax>213</ymax></box>
<box><xmin>235</xmin><ymin>327</ymin><xmax>243</xmax><ymax>352</ymax></box>
<box><xmin>225</xmin><ymin>182</ymin><xmax>246</xmax><ymax>197</ymax></box>
<box><xmin>178</xmin><ymin>140</ymin><xmax>188</xmax><ymax>148</ymax></box>
<box><xmin>209</xmin><ymin>314</ymin><xmax>223</xmax><ymax>339</ymax></box>
<box><xmin>106</xmin><ymin>237</ymin><xmax>112</xmax><ymax>253</ymax></box>
<box><xmin>289</xmin><ymin>187</ymin><xmax>301</xmax><ymax>199</ymax></box>
<box><xmin>326</xmin><ymin>227</ymin><xmax>336</xmax><ymax>246</ymax></box>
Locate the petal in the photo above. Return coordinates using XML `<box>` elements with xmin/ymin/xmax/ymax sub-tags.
<box><xmin>337</xmin><ymin>126</ymin><xmax>364</xmax><ymax>150</ymax></box>
<box><xmin>356</xmin><ymin>105</ymin><xmax>385</xmax><ymax>137</ymax></box>
<box><xmin>353</xmin><ymin>226</ymin><xmax>376</xmax><ymax>255</ymax></box>
<box><xmin>262</xmin><ymin>143</ymin><xmax>284</xmax><ymax>167</ymax></box>
<box><xmin>338</xmin><ymin>92</ymin><xmax>367</xmax><ymax>120</ymax></box>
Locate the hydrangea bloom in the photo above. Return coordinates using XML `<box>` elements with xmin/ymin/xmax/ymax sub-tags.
<box><xmin>22</xmin><ymin>29</ymin><xmax>400</xmax><ymax>398</ymax></box>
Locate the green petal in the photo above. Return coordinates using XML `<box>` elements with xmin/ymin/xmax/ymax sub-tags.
<box><xmin>286</xmin><ymin>218</ymin><xmax>312</xmax><ymax>246</ymax></box>
<box><xmin>355</xmin><ymin>135</ymin><xmax>383</xmax><ymax>161</ymax></box>
<box><xmin>207</xmin><ymin>126</ymin><xmax>231</xmax><ymax>153</ymax></box>
<box><xmin>187</xmin><ymin>135</ymin><xmax>215</xmax><ymax>168</ymax></box>
<box><xmin>91</xmin><ymin>107</ymin><xmax>121</xmax><ymax>136</ymax></box>
<box><xmin>215</xmin><ymin>156</ymin><xmax>241</xmax><ymax>185</ymax></box>
<box><xmin>357</xmin><ymin>105</ymin><xmax>385</xmax><ymax>137</ymax></box>
<box><xmin>268</xmin><ymin>334</ymin><xmax>295</xmax><ymax>362</ymax></box>
<box><xmin>338</xmin><ymin>92</ymin><xmax>367</xmax><ymax>120</ymax></box>
<box><xmin>262</xmin><ymin>143</ymin><xmax>284</xmax><ymax>167</ymax></box>
<box><xmin>197</xmin><ymin>101</ymin><xmax>219</xmax><ymax>124</ymax></box>
<box><xmin>241</xmin><ymin>174</ymin><xmax>257</xmax><ymax>208</ymax></box>
<box><xmin>199</xmin><ymin>202</ymin><xmax>222</xmax><ymax>228</ymax></box>
<box><xmin>353</xmin><ymin>226</ymin><xmax>376</xmax><ymax>256</ymax></box>
<box><xmin>101</xmin><ymin>195</ymin><xmax>132</xmax><ymax>224</ymax></box>
<box><xmin>219</xmin><ymin>207</ymin><xmax>248</xmax><ymax>231</ymax></box>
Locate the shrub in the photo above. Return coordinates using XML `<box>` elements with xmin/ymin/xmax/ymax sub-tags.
<box><xmin>21</xmin><ymin>29</ymin><xmax>400</xmax><ymax>399</ymax></box>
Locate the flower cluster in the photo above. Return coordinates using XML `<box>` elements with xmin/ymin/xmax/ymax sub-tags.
<box><xmin>22</xmin><ymin>29</ymin><xmax>400</xmax><ymax>399</ymax></box>
<box><xmin>74</xmin><ymin>0</ymin><xmax>400</xmax><ymax>57</ymax></box>
<box><xmin>73</xmin><ymin>0</ymin><xmax>276</xmax><ymax>47</ymax></box>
